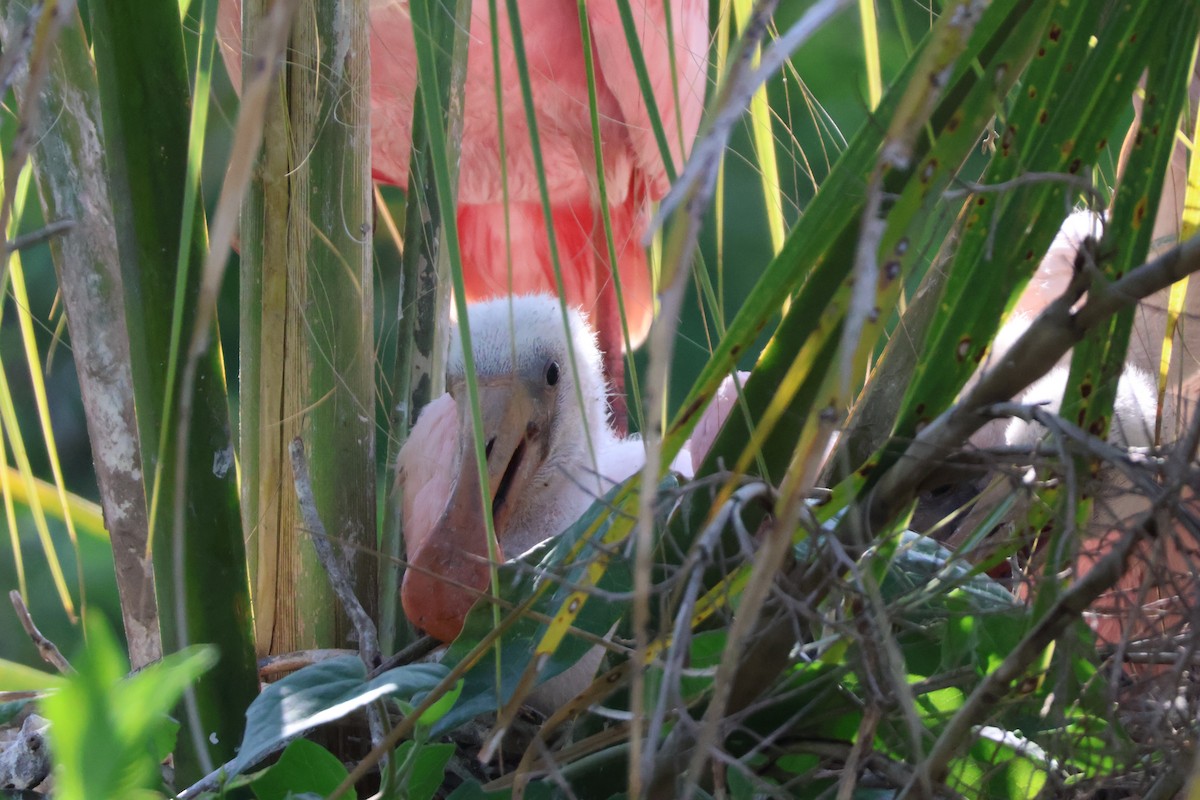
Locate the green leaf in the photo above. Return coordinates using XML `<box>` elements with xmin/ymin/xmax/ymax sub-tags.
<box><xmin>249</xmin><ymin>739</ymin><xmax>347</xmax><ymax>800</ymax></box>
<box><xmin>233</xmin><ymin>656</ymin><xmax>447</xmax><ymax>775</ymax></box>
<box><xmin>894</xmin><ymin>1</ymin><xmax>1163</xmax><ymax>440</ymax></box>
<box><xmin>871</xmin><ymin>532</ymin><xmax>1020</xmax><ymax>617</ymax></box>
<box><xmin>394</xmin><ymin>740</ymin><xmax>455</xmax><ymax>800</ymax></box>
<box><xmin>968</xmin><ymin>729</ymin><xmax>1049</xmax><ymax>798</ymax></box>
<box><xmin>39</xmin><ymin>615</ymin><xmax>215</xmax><ymax>800</ymax></box>
<box><xmin>0</xmin><ymin>658</ymin><xmax>63</xmax><ymax>691</ymax></box>
<box><xmin>416</xmin><ymin>679</ymin><xmax>463</xmax><ymax>728</ymax></box>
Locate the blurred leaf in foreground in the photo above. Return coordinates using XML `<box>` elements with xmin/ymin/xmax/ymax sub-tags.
<box><xmin>40</xmin><ymin>615</ymin><xmax>216</xmax><ymax>800</ymax></box>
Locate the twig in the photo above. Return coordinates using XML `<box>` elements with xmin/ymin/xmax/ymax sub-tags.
<box><xmin>257</xmin><ymin>648</ymin><xmax>356</xmax><ymax>680</ymax></box>
<box><xmin>986</xmin><ymin>401</ymin><xmax>1168</xmax><ymax>497</ymax></box>
<box><xmin>4</xmin><ymin>218</ymin><xmax>74</xmax><ymax>252</ymax></box>
<box><xmin>645</xmin><ymin>483</ymin><xmax>771</xmax><ymax>777</ymax></box>
<box><xmin>290</xmin><ymin>438</ymin><xmax>385</xmax><ymax>754</ymax></box>
<box><xmin>942</xmin><ymin>171</ymin><xmax>1101</xmax><ymax>203</ymax></box>
<box><xmin>288</xmin><ymin>438</ymin><xmax>381</xmax><ymax>668</ymax></box>
<box><xmin>183</xmin><ymin>438</ymin><xmax>392</xmax><ymax>800</ymax></box>
<box><xmin>867</xmin><ymin>232</ymin><xmax>1200</xmax><ymax>531</ymax></box>
<box><xmin>898</xmin><ymin>472</ymin><xmax>1191</xmax><ymax>797</ymax></box>
<box><xmin>327</xmin><ymin>583</ymin><xmax>543</xmax><ymax>799</ymax></box>
<box><xmin>837</xmin><ymin>705</ymin><xmax>881</xmax><ymax>800</ymax></box>
<box><xmin>8</xmin><ymin>590</ymin><xmax>72</xmax><ymax>674</ymax></box>
<box><xmin>790</xmin><ymin>740</ymin><xmax>961</xmax><ymax>798</ymax></box>
<box><xmin>675</xmin><ymin>420</ymin><xmax>833</xmax><ymax>798</ymax></box>
<box><xmin>371</xmin><ymin>635</ymin><xmax>440</xmax><ymax>677</ymax></box>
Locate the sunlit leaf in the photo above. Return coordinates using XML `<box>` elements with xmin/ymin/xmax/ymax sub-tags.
<box><xmin>233</xmin><ymin>656</ymin><xmax>447</xmax><ymax>776</ymax></box>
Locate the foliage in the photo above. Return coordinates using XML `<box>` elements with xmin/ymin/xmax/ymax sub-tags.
<box><xmin>38</xmin><ymin>616</ymin><xmax>215</xmax><ymax>800</ymax></box>
<box><xmin>229</xmin><ymin>655</ymin><xmax>447</xmax><ymax>778</ymax></box>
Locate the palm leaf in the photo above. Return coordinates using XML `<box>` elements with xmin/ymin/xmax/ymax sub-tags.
<box><xmin>88</xmin><ymin>0</ymin><xmax>256</xmax><ymax>779</ymax></box>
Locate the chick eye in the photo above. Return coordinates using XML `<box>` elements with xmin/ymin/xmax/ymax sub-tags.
<box><xmin>545</xmin><ymin>360</ymin><xmax>560</xmax><ymax>387</ymax></box>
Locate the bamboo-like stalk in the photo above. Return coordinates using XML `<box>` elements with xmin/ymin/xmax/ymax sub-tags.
<box><xmin>241</xmin><ymin>0</ymin><xmax>376</xmax><ymax>658</ymax></box>
<box><xmin>87</xmin><ymin>0</ymin><xmax>257</xmax><ymax>780</ymax></box>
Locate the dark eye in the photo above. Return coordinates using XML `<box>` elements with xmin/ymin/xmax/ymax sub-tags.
<box><xmin>545</xmin><ymin>360</ymin><xmax>560</xmax><ymax>387</ymax></box>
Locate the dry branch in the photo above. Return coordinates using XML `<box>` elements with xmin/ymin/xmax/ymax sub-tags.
<box><xmin>9</xmin><ymin>590</ymin><xmax>71</xmax><ymax>674</ymax></box>
<box><xmin>288</xmin><ymin>438</ymin><xmax>381</xmax><ymax>670</ymax></box>
<box><xmin>868</xmin><ymin>232</ymin><xmax>1200</xmax><ymax>531</ymax></box>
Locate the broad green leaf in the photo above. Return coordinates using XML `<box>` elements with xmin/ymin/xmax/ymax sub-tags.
<box><xmin>394</xmin><ymin>740</ymin><xmax>455</xmax><ymax>800</ymax></box>
<box><xmin>233</xmin><ymin>656</ymin><xmax>447</xmax><ymax>775</ymax></box>
<box><xmin>871</xmin><ymin>532</ymin><xmax>1020</xmax><ymax>617</ymax></box>
<box><xmin>249</xmin><ymin>739</ymin><xmax>348</xmax><ymax>800</ymax></box>
<box><xmin>970</xmin><ymin>730</ymin><xmax>1049</xmax><ymax>798</ymax></box>
<box><xmin>416</xmin><ymin>678</ymin><xmax>463</xmax><ymax>727</ymax></box>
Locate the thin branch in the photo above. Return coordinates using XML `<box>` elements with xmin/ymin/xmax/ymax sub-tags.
<box><xmin>867</xmin><ymin>232</ymin><xmax>1200</xmax><ymax>531</ymax></box>
<box><xmin>646</xmin><ymin>482</ymin><xmax>772</xmax><ymax>774</ymax></box>
<box><xmin>371</xmin><ymin>635</ymin><xmax>440</xmax><ymax>677</ymax></box>
<box><xmin>9</xmin><ymin>590</ymin><xmax>72</xmax><ymax>674</ymax></box>
<box><xmin>288</xmin><ymin>438</ymin><xmax>381</xmax><ymax>668</ymax></box>
<box><xmin>4</xmin><ymin>218</ymin><xmax>74</xmax><ymax>252</ymax></box>
<box><xmin>257</xmin><ymin>648</ymin><xmax>356</xmax><ymax>680</ymax></box>
<box><xmin>942</xmin><ymin>171</ymin><xmax>1101</xmax><ymax>203</ymax></box>
<box><xmin>290</xmin><ymin>436</ymin><xmax>388</xmax><ymax>755</ymax></box>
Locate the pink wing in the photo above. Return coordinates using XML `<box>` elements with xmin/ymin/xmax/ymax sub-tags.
<box><xmin>396</xmin><ymin>394</ymin><xmax>458</xmax><ymax>561</ymax></box>
<box><xmin>586</xmin><ymin>0</ymin><xmax>710</xmax><ymax>200</ymax></box>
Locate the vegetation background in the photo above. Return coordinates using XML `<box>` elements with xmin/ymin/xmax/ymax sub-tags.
<box><xmin>0</xmin><ymin>0</ymin><xmax>1197</xmax><ymax>797</ymax></box>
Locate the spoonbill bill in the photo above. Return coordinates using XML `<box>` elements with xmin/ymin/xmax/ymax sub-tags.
<box><xmin>398</xmin><ymin>295</ymin><xmax>661</xmax><ymax>642</ymax></box>
<box><xmin>218</xmin><ymin>0</ymin><xmax>711</xmax><ymax>428</ymax></box>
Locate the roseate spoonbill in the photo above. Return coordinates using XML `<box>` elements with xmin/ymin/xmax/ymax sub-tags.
<box><xmin>218</xmin><ymin>0</ymin><xmax>711</xmax><ymax>428</ymax></box>
<box><xmin>397</xmin><ymin>293</ymin><xmax>739</xmax><ymax>645</ymax></box>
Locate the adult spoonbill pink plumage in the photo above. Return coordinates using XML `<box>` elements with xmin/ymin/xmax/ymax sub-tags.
<box><xmin>218</xmin><ymin>0</ymin><xmax>710</xmax><ymax>427</ymax></box>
